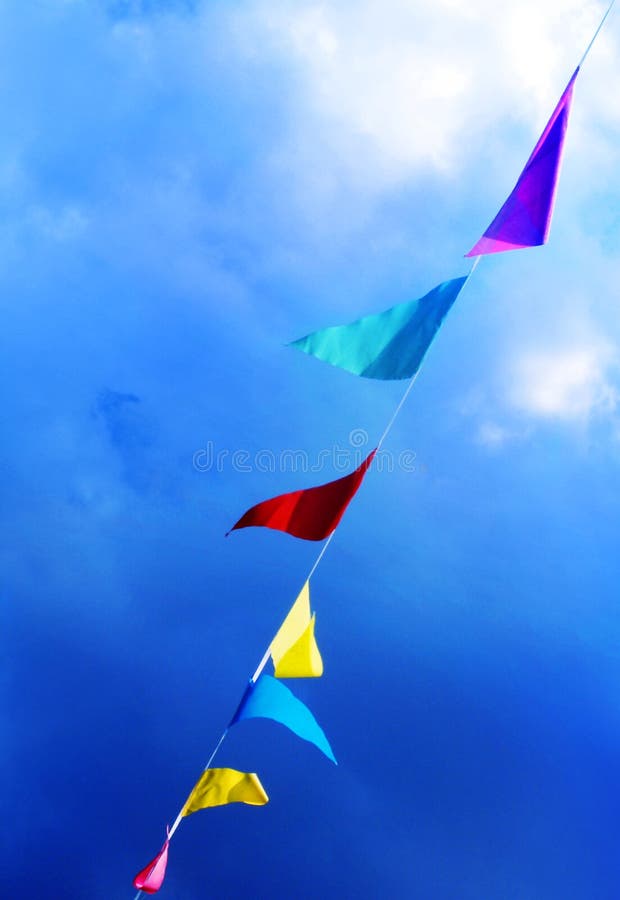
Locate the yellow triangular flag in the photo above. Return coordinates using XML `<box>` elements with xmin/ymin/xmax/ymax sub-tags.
<box><xmin>181</xmin><ymin>768</ymin><xmax>268</xmax><ymax>817</ymax></box>
<box><xmin>270</xmin><ymin>581</ymin><xmax>311</xmax><ymax>663</ymax></box>
<box><xmin>273</xmin><ymin>613</ymin><xmax>324</xmax><ymax>678</ymax></box>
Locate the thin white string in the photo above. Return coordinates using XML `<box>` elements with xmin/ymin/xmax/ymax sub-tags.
<box><xmin>133</xmin><ymin>531</ymin><xmax>340</xmax><ymax>896</ymax></box>
<box><xmin>132</xmin><ymin>260</ymin><xmax>481</xmax><ymax>896</ymax></box>
<box><xmin>167</xmin><ymin>729</ymin><xmax>229</xmax><ymax>840</ymax></box>
<box><xmin>377</xmin><ymin>257</ymin><xmax>480</xmax><ymax>453</ymax></box>
<box><xmin>578</xmin><ymin>0</ymin><xmax>617</xmax><ymax>69</ymax></box>
<box><xmin>133</xmin><ymin>728</ymin><xmax>231</xmax><ymax>898</ymax></box>
<box><xmin>179</xmin><ymin>2</ymin><xmax>619</xmax><ymax>860</ymax></box>
<box><xmin>251</xmin><ymin>529</ymin><xmax>335</xmax><ymax>682</ymax></box>
<box><xmin>131</xmin><ymin>2</ymin><xmax>619</xmax><ymax>884</ymax></box>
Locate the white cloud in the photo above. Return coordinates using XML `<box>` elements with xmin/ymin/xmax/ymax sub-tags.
<box><xmin>476</xmin><ymin>421</ymin><xmax>521</xmax><ymax>449</ymax></box>
<box><xmin>234</xmin><ymin>0</ymin><xmax>620</xmax><ymax>188</ymax></box>
<box><xmin>508</xmin><ymin>343</ymin><xmax>618</xmax><ymax>421</ymax></box>
<box><xmin>27</xmin><ymin>205</ymin><xmax>88</xmax><ymax>242</ymax></box>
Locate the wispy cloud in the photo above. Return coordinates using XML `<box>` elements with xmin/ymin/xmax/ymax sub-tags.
<box><xmin>508</xmin><ymin>343</ymin><xmax>618</xmax><ymax>422</ymax></box>
<box><xmin>233</xmin><ymin>0</ymin><xmax>619</xmax><ymax>191</ymax></box>
<box><xmin>94</xmin><ymin>389</ymin><xmax>161</xmax><ymax>493</ymax></box>
<box><xmin>463</xmin><ymin>325</ymin><xmax>619</xmax><ymax>446</ymax></box>
<box><xmin>27</xmin><ymin>204</ymin><xmax>88</xmax><ymax>241</ymax></box>
<box><xmin>476</xmin><ymin>421</ymin><xmax>526</xmax><ymax>449</ymax></box>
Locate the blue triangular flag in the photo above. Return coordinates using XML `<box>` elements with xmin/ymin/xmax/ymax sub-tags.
<box><xmin>290</xmin><ymin>277</ymin><xmax>467</xmax><ymax>380</ymax></box>
<box><xmin>230</xmin><ymin>674</ymin><xmax>336</xmax><ymax>764</ymax></box>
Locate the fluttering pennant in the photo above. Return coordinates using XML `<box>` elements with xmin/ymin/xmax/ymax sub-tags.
<box><xmin>271</xmin><ymin>581</ymin><xmax>323</xmax><ymax>678</ymax></box>
<box><xmin>290</xmin><ymin>277</ymin><xmax>468</xmax><ymax>380</ymax></box>
<box><xmin>182</xmin><ymin>768</ymin><xmax>269</xmax><ymax>816</ymax></box>
<box><xmin>228</xmin><ymin>450</ymin><xmax>376</xmax><ymax>541</ymax></box>
<box><xmin>230</xmin><ymin>674</ymin><xmax>337</xmax><ymax>763</ymax></box>
<box><xmin>133</xmin><ymin>830</ymin><xmax>170</xmax><ymax>894</ymax></box>
<box><xmin>467</xmin><ymin>68</ymin><xmax>579</xmax><ymax>256</ymax></box>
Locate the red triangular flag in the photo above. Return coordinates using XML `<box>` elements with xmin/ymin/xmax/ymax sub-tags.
<box><xmin>228</xmin><ymin>449</ymin><xmax>376</xmax><ymax>541</ymax></box>
<box><xmin>133</xmin><ymin>834</ymin><xmax>170</xmax><ymax>894</ymax></box>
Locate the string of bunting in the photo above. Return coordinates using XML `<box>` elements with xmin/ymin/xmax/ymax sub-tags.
<box><xmin>132</xmin><ymin>3</ymin><xmax>617</xmax><ymax>893</ymax></box>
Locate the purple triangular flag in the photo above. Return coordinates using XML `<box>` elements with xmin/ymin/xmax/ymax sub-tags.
<box><xmin>467</xmin><ymin>68</ymin><xmax>579</xmax><ymax>257</ymax></box>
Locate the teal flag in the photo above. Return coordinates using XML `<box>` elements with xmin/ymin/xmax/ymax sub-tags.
<box><xmin>290</xmin><ymin>277</ymin><xmax>467</xmax><ymax>380</ymax></box>
<box><xmin>230</xmin><ymin>675</ymin><xmax>336</xmax><ymax>764</ymax></box>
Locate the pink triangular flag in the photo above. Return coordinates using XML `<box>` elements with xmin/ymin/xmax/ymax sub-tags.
<box><xmin>133</xmin><ymin>833</ymin><xmax>170</xmax><ymax>894</ymax></box>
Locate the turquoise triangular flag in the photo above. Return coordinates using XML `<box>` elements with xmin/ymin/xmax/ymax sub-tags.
<box><xmin>230</xmin><ymin>675</ymin><xmax>336</xmax><ymax>764</ymax></box>
<box><xmin>290</xmin><ymin>276</ymin><xmax>467</xmax><ymax>380</ymax></box>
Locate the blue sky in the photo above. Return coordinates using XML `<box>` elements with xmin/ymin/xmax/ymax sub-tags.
<box><xmin>3</xmin><ymin>1</ymin><xmax>620</xmax><ymax>898</ymax></box>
